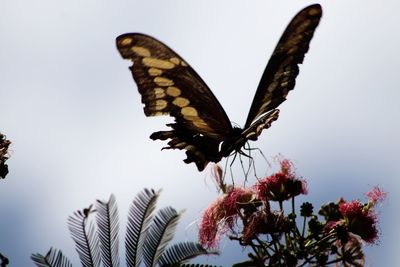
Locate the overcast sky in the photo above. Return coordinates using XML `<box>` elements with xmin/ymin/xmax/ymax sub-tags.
<box><xmin>1</xmin><ymin>0</ymin><xmax>399</xmax><ymax>266</ymax></box>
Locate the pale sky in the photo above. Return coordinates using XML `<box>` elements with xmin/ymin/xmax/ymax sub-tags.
<box><xmin>1</xmin><ymin>0</ymin><xmax>399</xmax><ymax>266</ymax></box>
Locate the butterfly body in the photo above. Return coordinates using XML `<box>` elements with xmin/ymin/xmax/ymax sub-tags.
<box><xmin>117</xmin><ymin>4</ymin><xmax>322</xmax><ymax>171</ymax></box>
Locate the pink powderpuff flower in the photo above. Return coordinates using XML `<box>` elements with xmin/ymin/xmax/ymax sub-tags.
<box><xmin>199</xmin><ymin>187</ymin><xmax>256</xmax><ymax>248</ymax></box>
<box><xmin>339</xmin><ymin>200</ymin><xmax>379</xmax><ymax>244</ymax></box>
<box><xmin>254</xmin><ymin>158</ymin><xmax>307</xmax><ymax>202</ymax></box>
<box><xmin>199</xmin><ymin>195</ymin><xmax>226</xmax><ymax>248</ymax></box>
<box><xmin>279</xmin><ymin>158</ymin><xmax>295</xmax><ymax>177</ymax></box>
<box><xmin>365</xmin><ymin>186</ymin><xmax>387</xmax><ymax>205</ymax></box>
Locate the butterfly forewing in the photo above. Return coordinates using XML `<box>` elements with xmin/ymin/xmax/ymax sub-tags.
<box><xmin>116</xmin><ymin>33</ymin><xmax>232</xmax><ymax>140</ymax></box>
<box><xmin>244</xmin><ymin>4</ymin><xmax>322</xmax><ymax>128</ymax></box>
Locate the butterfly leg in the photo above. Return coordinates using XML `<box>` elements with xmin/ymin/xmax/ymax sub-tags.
<box><xmin>242</xmin><ymin>144</ymin><xmax>273</xmax><ymax>178</ymax></box>
<box><xmin>238</xmin><ymin>153</ymin><xmax>248</xmax><ymax>183</ymax></box>
<box><xmin>237</xmin><ymin>148</ymin><xmax>256</xmax><ymax>183</ymax></box>
<box><xmin>227</xmin><ymin>153</ymin><xmax>238</xmax><ymax>187</ymax></box>
<box><xmin>221</xmin><ymin>157</ymin><xmax>236</xmax><ymax>189</ymax></box>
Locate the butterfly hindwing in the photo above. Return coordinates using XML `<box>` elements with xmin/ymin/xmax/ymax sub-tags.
<box><xmin>116</xmin><ymin>34</ymin><xmax>233</xmax><ymax>140</ymax></box>
<box><xmin>150</xmin><ymin>123</ymin><xmax>221</xmax><ymax>171</ymax></box>
<box><xmin>245</xmin><ymin>4</ymin><xmax>322</xmax><ymax>128</ymax></box>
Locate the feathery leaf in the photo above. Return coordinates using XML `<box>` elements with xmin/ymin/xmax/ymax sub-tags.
<box><xmin>31</xmin><ymin>247</ymin><xmax>72</xmax><ymax>267</ymax></box>
<box><xmin>96</xmin><ymin>194</ymin><xmax>120</xmax><ymax>267</ymax></box>
<box><xmin>126</xmin><ymin>188</ymin><xmax>160</xmax><ymax>267</ymax></box>
<box><xmin>143</xmin><ymin>207</ymin><xmax>182</xmax><ymax>267</ymax></box>
<box><xmin>158</xmin><ymin>242</ymin><xmax>219</xmax><ymax>266</ymax></box>
<box><xmin>68</xmin><ymin>205</ymin><xmax>101</xmax><ymax>267</ymax></box>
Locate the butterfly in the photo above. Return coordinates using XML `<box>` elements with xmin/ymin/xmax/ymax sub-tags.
<box><xmin>116</xmin><ymin>4</ymin><xmax>322</xmax><ymax>171</ymax></box>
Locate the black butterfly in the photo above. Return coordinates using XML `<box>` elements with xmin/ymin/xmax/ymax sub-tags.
<box><xmin>116</xmin><ymin>4</ymin><xmax>322</xmax><ymax>171</ymax></box>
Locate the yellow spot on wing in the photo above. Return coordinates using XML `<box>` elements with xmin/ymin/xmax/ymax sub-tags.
<box><xmin>172</xmin><ymin>97</ymin><xmax>190</xmax><ymax>107</ymax></box>
<box><xmin>180</xmin><ymin>61</ymin><xmax>188</xmax><ymax>67</ymax></box>
<box><xmin>131</xmin><ymin>46</ymin><xmax>151</xmax><ymax>57</ymax></box>
<box><xmin>169</xmin><ymin>57</ymin><xmax>181</xmax><ymax>65</ymax></box>
<box><xmin>120</xmin><ymin>38</ymin><xmax>133</xmax><ymax>46</ymax></box>
<box><xmin>166</xmin><ymin>86</ymin><xmax>181</xmax><ymax>97</ymax></box>
<box><xmin>281</xmin><ymin>81</ymin><xmax>289</xmax><ymax>87</ymax></box>
<box><xmin>297</xmin><ymin>20</ymin><xmax>311</xmax><ymax>33</ymax></box>
<box><xmin>287</xmin><ymin>47</ymin><xmax>298</xmax><ymax>54</ymax></box>
<box><xmin>257</xmin><ymin>124</ymin><xmax>265</xmax><ymax>132</ymax></box>
<box><xmin>148</xmin><ymin>68</ymin><xmax>163</xmax><ymax>76</ymax></box>
<box><xmin>154</xmin><ymin>88</ymin><xmax>165</xmax><ymax>98</ymax></box>
<box><xmin>185</xmin><ymin>145</ymin><xmax>196</xmax><ymax>151</ymax></box>
<box><xmin>192</xmin><ymin>118</ymin><xmax>209</xmax><ymax>129</ymax></box>
<box><xmin>181</xmin><ymin>106</ymin><xmax>198</xmax><ymax>117</ymax></box>
<box><xmin>155</xmin><ymin>99</ymin><xmax>168</xmax><ymax>110</ymax></box>
<box><xmin>152</xmin><ymin>111</ymin><xmax>165</xmax><ymax>116</ymax></box>
<box><xmin>308</xmin><ymin>8</ymin><xmax>320</xmax><ymax>16</ymax></box>
<box><xmin>154</xmin><ymin>77</ymin><xmax>174</xmax><ymax>86</ymax></box>
<box><xmin>259</xmin><ymin>100</ymin><xmax>272</xmax><ymax>111</ymax></box>
<box><xmin>143</xmin><ymin>57</ymin><xmax>175</xmax><ymax>69</ymax></box>
<box><xmin>174</xmin><ymin>142</ymin><xmax>187</xmax><ymax>149</ymax></box>
<box><xmin>267</xmin><ymin>81</ymin><xmax>278</xmax><ymax>93</ymax></box>
<box><xmin>246</xmin><ymin>132</ymin><xmax>257</xmax><ymax>139</ymax></box>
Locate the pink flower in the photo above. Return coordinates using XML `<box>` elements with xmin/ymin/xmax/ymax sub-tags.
<box><xmin>199</xmin><ymin>187</ymin><xmax>256</xmax><ymax>248</ymax></box>
<box><xmin>366</xmin><ymin>186</ymin><xmax>387</xmax><ymax>205</ymax></box>
<box><xmin>199</xmin><ymin>195</ymin><xmax>226</xmax><ymax>248</ymax></box>
<box><xmin>280</xmin><ymin>158</ymin><xmax>295</xmax><ymax>177</ymax></box>
<box><xmin>254</xmin><ymin>159</ymin><xmax>307</xmax><ymax>202</ymax></box>
<box><xmin>339</xmin><ymin>200</ymin><xmax>379</xmax><ymax>244</ymax></box>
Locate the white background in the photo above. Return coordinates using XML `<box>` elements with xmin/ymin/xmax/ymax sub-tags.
<box><xmin>1</xmin><ymin>0</ymin><xmax>399</xmax><ymax>266</ymax></box>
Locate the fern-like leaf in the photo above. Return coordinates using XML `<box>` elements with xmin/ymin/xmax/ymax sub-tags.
<box><xmin>96</xmin><ymin>194</ymin><xmax>120</xmax><ymax>267</ymax></box>
<box><xmin>158</xmin><ymin>242</ymin><xmax>219</xmax><ymax>266</ymax></box>
<box><xmin>143</xmin><ymin>207</ymin><xmax>182</xmax><ymax>267</ymax></box>
<box><xmin>126</xmin><ymin>188</ymin><xmax>160</xmax><ymax>267</ymax></box>
<box><xmin>68</xmin><ymin>205</ymin><xmax>101</xmax><ymax>267</ymax></box>
<box><xmin>31</xmin><ymin>247</ymin><xmax>72</xmax><ymax>267</ymax></box>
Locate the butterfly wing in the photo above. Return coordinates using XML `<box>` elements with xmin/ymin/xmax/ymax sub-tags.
<box><xmin>116</xmin><ymin>33</ymin><xmax>233</xmax><ymax>170</ymax></box>
<box><xmin>244</xmin><ymin>4</ymin><xmax>322</xmax><ymax>129</ymax></box>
